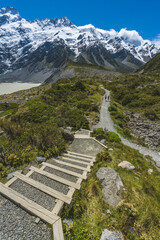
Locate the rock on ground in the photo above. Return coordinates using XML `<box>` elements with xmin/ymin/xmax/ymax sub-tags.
<box><xmin>63</xmin><ymin>219</ymin><xmax>73</xmax><ymax>227</ymax></box>
<box><xmin>96</xmin><ymin>167</ymin><xmax>124</xmax><ymax>207</ymax></box>
<box><xmin>7</xmin><ymin>170</ymin><xmax>22</xmax><ymax>180</ymax></box>
<box><xmin>100</xmin><ymin>229</ymin><xmax>123</xmax><ymax>240</ymax></box>
<box><xmin>62</xmin><ymin>129</ymin><xmax>74</xmax><ymax>141</ymax></box>
<box><xmin>118</xmin><ymin>161</ymin><xmax>135</xmax><ymax>170</ymax></box>
<box><xmin>148</xmin><ymin>168</ymin><xmax>153</xmax><ymax>174</ymax></box>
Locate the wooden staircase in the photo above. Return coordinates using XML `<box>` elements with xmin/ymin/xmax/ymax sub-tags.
<box><xmin>0</xmin><ymin>151</ymin><xmax>96</xmax><ymax>240</ymax></box>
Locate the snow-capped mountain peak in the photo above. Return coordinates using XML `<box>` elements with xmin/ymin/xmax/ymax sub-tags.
<box><xmin>53</xmin><ymin>16</ymin><xmax>73</xmax><ymax>27</ymax></box>
<box><xmin>0</xmin><ymin>6</ymin><xmax>159</xmax><ymax>83</ymax></box>
<box><xmin>0</xmin><ymin>6</ymin><xmax>21</xmax><ymax>25</ymax></box>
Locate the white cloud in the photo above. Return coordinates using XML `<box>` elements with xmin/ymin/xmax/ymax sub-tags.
<box><xmin>118</xmin><ymin>28</ymin><xmax>143</xmax><ymax>46</ymax></box>
<box><xmin>152</xmin><ymin>34</ymin><xmax>160</xmax><ymax>48</ymax></box>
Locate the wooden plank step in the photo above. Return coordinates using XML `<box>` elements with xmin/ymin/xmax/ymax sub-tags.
<box><xmin>67</xmin><ymin>151</ymin><xmax>95</xmax><ymax>159</ymax></box>
<box><xmin>30</xmin><ymin>166</ymin><xmax>81</xmax><ymax>190</ymax></box>
<box><xmin>52</xmin><ymin>159</ymin><xmax>91</xmax><ymax>172</ymax></box>
<box><xmin>52</xmin><ymin>178</ymin><xmax>83</xmax><ymax>215</ymax></box>
<box><xmin>0</xmin><ymin>182</ymin><xmax>59</xmax><ymax>225</ymax></box>
<box><xmin>67</xmin><ymin>154</ymin><xmax>95</xmax><ymax>163</ymax></box>
<box><xmin>61</xmin><ymin>156</ymin><xmax>93</xmax><ymax>166</ymax></box>
<box><xmin>53</xmin><ymin>218</ymin><xmax>64</xmax><ymax>240</ymax></box>
<box><xmin>43</xmin><ymin>162</ymin><xmax>87</xmax><ymax>180</ymax></box>
<box><xmin>14</xmin><ymin>172</ymin><xmax>71</xmax><ymax>204</ymax></box>
<box><xmin>63</xmin><ymin>153</ymin><xmax>95</xmax><ymax>162</ymax></box>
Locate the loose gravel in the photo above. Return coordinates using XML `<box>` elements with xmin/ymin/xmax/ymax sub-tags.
<box><xmin>30</xmin><ymin>172</ymin><xmax>69</xmax><ymax>195</ymax></box>
<box><xmin>60</xmin><ymin>155</ymin><xmax>91</xmax><ymax>163</ymax></box>
<box><xmin>10</xmin><ymin>179</ymin><xmax>56</xmax><ymax>211</ymax></box>
<box><xmin>44</xmin><ymin>166</ymin><xmax>78</xmax><ymax>183</ymax></box>
<box><xmin>68</xmin><ymin>153</ymin><xmax>93</xmax><ymax>160</ymax></box>
<box><xmin>0</xmin><ymin>194</ymin><xmax>51</xmax><ymax>240</ymax></box>
<box><xmin>58</xmin><ymin>157</ymin><xmax>88</xmax><ymax>167</ymax></box>
<box><xmin>47</xmin><ymin>159</ymin><xmax>83</xmax><ymax>174</ymax></box>
<box><xmin>69</xmin><ymin>138</ymin><xmax>102</xmax><ymax>156</ymax></box>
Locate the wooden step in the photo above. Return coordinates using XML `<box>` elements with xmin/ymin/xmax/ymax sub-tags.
<box><xmin>63</xmin><ymin>153</ymin><xmax>95</xmax><ymax>163</ymax></box>
<box><xmin>67</xmin><ymin>151</ymin><xmax>95</xmax><ymax>160</ymax></box>
<box><xmin>0</xmin><ymin>182</ymin><xmax>59</xmax><ymax>225</ymax></box>
<box><xmin>53</xmin><ymin>218</ymin><xmax>64</xmax><ymax>240</ymax></box>
<box><xmin>61</xmin><ymin>156</ymin><xmax>93</xmax><ymax>166</ymax></box>
<box><xmin>14</xmin><ymin>172</ymin><xmax>71</xmax><ymax>204</ymax></box>
<box><xmin>30</xmin><ymin>166</ymin><xmax>81</xmax><ymax>190</ymax></box>
<box><xmin>52</xmin><ymin>159</ymin><xmax>91</xmax><ymax>172</ymax></box>
<box><xmin>43</xmin><ymin>162</ymin><xmax>87</xmax><ymax>180</ymax></box>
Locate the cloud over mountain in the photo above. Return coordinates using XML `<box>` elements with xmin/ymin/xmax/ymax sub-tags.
<box><xmin>153</xmin><ymin>34</ymin><xmax>160</xmax><ymax>48</ymax></box>
<box><xmin>0</xmin><ymin>6</ymin><xmax>159</xmax><ymax>83</ymax></box>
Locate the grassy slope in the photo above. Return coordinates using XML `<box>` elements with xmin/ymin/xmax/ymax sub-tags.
<box><xmin>105</xmin><ymin>73</ymin><xmax>160</xmax><ymax>120</ymax></box>
<box><xmin>0</xmin><ymin>63</ymin><xmax>160</xmax><ymax>239</ymax></box>
<box><xmin>138</xmin><ymin>52</ymin><xmax>160</xmax><ymax>74</ymax></box>
<box><xmin>62</xmin><ymin>132</ymin><xmax>160</xmax><ymax>240</ymax></box>
<box><xmin>0</xmin><ymin>79</ymin><xmax>104</xmax><ymax>180</ymax></box>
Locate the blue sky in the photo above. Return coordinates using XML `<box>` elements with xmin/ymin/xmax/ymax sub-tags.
<box><xmin>0</xmin><ymin>0</ymin><xmax>159</xmax><ymax>42</ymax></box>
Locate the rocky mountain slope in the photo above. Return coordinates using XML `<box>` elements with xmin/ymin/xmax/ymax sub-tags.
<box><xmin>0</xmin><ymin>6</ymin><xmax>159</xmax><ymax>83</ymax></box>
<box><xmin>138</xmin><ymin>52</ymin><xmax>160</xmax><ymax>74</ymax></box>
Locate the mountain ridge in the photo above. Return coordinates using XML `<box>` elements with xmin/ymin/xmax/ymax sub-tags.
<box><xmin>0</xmin><ymin>6</ymin><xmax>159</xmax><ymax>83</ymax></box>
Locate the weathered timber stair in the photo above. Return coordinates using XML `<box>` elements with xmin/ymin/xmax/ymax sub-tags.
<box><xmin>0</xmin><ymin>148</ymin><xmax>96</xmax><ymax>239</ymax></box>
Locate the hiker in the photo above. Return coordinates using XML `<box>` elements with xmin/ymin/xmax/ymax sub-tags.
<box><xmin>105</xmin><ymin>94</ymin><xmax>107</xmax><ymax>101</ymax></box>
<box><xmin>108</xmin><ymin>95</ymin><xmax>110</xmax><ymax>101</ymax></box>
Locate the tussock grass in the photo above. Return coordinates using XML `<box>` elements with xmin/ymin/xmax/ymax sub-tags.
<box><xmin>62</xmin><ymin>132</ymin><xmax>160</xmax><ymax>239</ymax></box>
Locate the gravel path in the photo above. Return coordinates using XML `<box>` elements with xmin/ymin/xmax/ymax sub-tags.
<box><xmin>0</xmin><ymin>194</ymin><xmax>51</xmax><ymax>240</ymax></box>
<box><xmin>44</xmin><ymin>166</ymin><xmax>78</xmax><ymax>183</ymax></box>
<box><xmin>94</xmin><ymin>89</ymin><xmax>160</xmax><ymax>168</ymax></box>
<box><xmin>47</xmin><ymin>159</ymin><xmax>83</xmax><ymax>174</ymax></box>
<box><xmin>58</xmin><ymin>157</ymin><xmax>88</xmax><ymax>167</ymax></box>
<box><xmin>60</xmin><ymin>155</ymin><xmax>91</xmax><ymax>163</ymax></box>
<box><xmin>0</xmin><ymin>128</ymin><xmax>102</xmax><ymax>239</ymax></box>
<box><xmin>69</xmin><ymin>138</ymin><xmax>102</xmax><ymax>156</ymax></box>
<box><xmin>30</xmin><ymin>172</ymin><xmax>69</xmax><ymax>195</ymax></box>
<box><xmin>10</xmin><ymin>179</ymin><xmax>56</xmax><ymax>211</ymax></box>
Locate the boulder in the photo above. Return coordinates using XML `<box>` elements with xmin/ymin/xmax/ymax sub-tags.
<box><xmin>36</xmin><ymin>156</ymin><xmax>46</xmax><ymax>163</ymax></box>
<box><xmin>96</xmin><ymin>167</ymin><xmax>124</xmax><ymax>207</ymax></box>
<box><xmin>118</xmin><ymin>161</ymin><xmax>135</xmax><ymax>170</ymax></box>
<box><xmin>100</xmin><ymin>229</ymin><xmax>123</xmax><ymax>240</ymax></box>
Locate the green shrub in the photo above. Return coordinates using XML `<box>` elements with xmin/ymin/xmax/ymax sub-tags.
<box><xmin>108</xmin><ymin>105</ymin><xmax>117</xmax><ymax>112</ymax></box>
<box><xmin>107</xmin><ymin>131</ymin><xmax>121</xmax><ymax>143</ymax></box>
<box><xmin>144</xmin><ymin>109</ymin><xmax>158</xmax><ymax>120</ymax></box>
<box><xmin>73</xmin><ymin>81</ymin><xmax>86</xmax><ymax>91</ymax></box>
<box><xmin>96</xmin><ymin>149</ymin><xmax>112</xmax><ymax>162</ymax></box>
<box><xmin>117</xmin><ymin>120</ymin><xmax>124</xmax><ymax>128</ymax></box>
<box><xmin>91</xmin><ymin>128</ymin><xmax>105</xmax><ymax>140</ymax></box>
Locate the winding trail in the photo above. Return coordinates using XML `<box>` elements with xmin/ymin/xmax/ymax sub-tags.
<box><xmin>94</xmin><ymin>90</ymin><xmax>160</xmax><ymax>168</ymax></box>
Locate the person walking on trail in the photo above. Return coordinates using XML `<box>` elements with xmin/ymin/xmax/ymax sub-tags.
<box><xmin>108</xmin><ymin>95</ymin><xmax>110</xmax><ymax>101</ymax></box>
<box><xmin>105</xmin><ymin>94</ymin><xmax>107</xmax><ymax>101</ymax></box>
